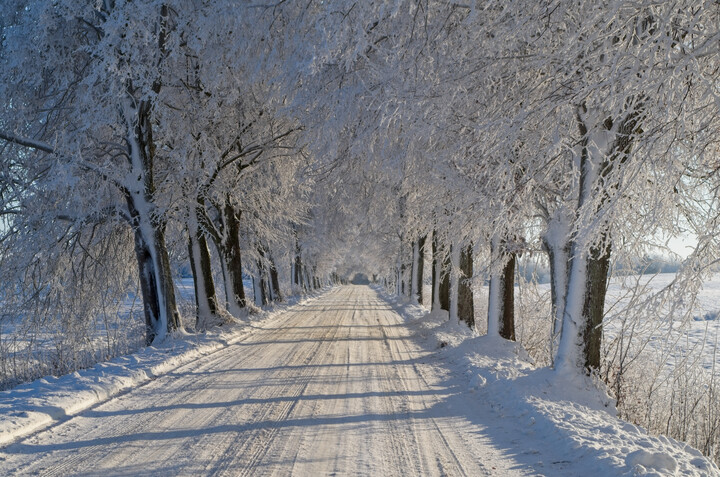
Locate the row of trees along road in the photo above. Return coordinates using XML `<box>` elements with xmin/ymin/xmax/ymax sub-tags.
<box><xmin>0</xmin><ymin>1</ymin><xmax>334</xmax><ymax>349</ymax></box>
<box><xmin>2</xmin><ymin>0</ymin><xmax>720</xmax><ymax>465</ymax></box>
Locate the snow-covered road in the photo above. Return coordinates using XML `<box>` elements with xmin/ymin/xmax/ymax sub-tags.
<box><xmin>0</xmin><ymin>286</ymin><xmax>515</xmax><ymax>476</ymax></box>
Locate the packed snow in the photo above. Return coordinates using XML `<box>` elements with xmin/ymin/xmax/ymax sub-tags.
<box><xmin>0</xmin><ymin>285</ymin><xmax>716</xmax><ymax>476</ymax></box>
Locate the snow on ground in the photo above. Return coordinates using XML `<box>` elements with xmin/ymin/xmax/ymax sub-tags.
<box><xmin>603</xmin><ymin>273</ymin><xmax>720</xmax><ymax>370</ymax></box>
<box><xmin>0</xmin><ymin>284</ymin><xmax>717</xmax><ymax>476</ymax></box>
<box><xmin>0</xmin><ymin>289</ymin><xmax>324</xmax><ymax>447</ymax></box>
<box><xmin>381</xmin><ymin>288</ymin><xmax>720</xmax><ymax>476</ymax></box>
<box><xmin>0</xmin><ymin>278</ymin><xmax>254</xmax><ymax>391</ymax></box>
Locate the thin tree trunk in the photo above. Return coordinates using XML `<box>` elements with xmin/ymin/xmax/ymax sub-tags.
<box><xmin>439</xmin><ymin>249</ymin><xmax>450</xmax><ymax>312</ymax></box>
<box><xmin>268</xmin><ymin>252</ymin><xmax>283</xmax><ymax>302</ymax></box>
<box><xmin>293</xmin><ymin>238</ymin><xmax>305</xmax><ymax>292</ymax></box>
<box><xmin>411</xmin><ymin>241</ymin><xmax>419</xmax><ymax>303</ymax></box>
<box><xmin>417</xmin><ymin>236</ymin><xmax>426</xmax><ymax>305</ymax></box>
<box><xmin>432</xmin><ymin>233</ymin><xmax>439</xmax><ymax>310</ymax></box>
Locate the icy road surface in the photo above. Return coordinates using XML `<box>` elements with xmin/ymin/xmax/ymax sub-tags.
<box><xmin>0</xmin><ymin>286</ymin><xmax>516</xmax><ymax>476</ymax></box>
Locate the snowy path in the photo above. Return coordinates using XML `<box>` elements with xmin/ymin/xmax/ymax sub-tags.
<box><xmin>0</xmin><ymin>286</ymin><xmax>517</xmax><ymax>476</ymax></box>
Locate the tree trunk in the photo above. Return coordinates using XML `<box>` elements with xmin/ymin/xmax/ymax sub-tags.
<box><xmin>449</xmin><ymin>245</ymin><xmax>459</xmax><ymax>322</ymax></box>
<box><xmin>302</xmin><ymin>265</ymin><xmax>311</xmax><ymax>292</ymax></box>
<box><xmin>216</xmin><ymin>201</ymin><xmax>246</xmax><ymax>316</ymax></box>
<box><xmin>255</xmin><ymin>245</ymin><xmax>271</xmax><ymax>306</ymax></box>
<box><xmin>420</xmin><ymin>235</ymin><xmax>432</xmax><ymax>307</ymax></box>
<box><xmin>396</xmin><ymin>266</ymin><xmax>401</xmax><ymax>295</ymax></box>
<box><xmin>124</xmin><ymin>103</ymin><xmax>181</xmax><ymax>345</ymax></box>
<box><xmin>293</xmin><ymin>238</ymin><xmax>305</xmax><ymax>292</ymax></box>
<box><xmin>253</xmin><ymin>260</ymin><xmax>269</xmax><ymax>306</ymax></box>
<box><xmin>411</xmin><ymin>241</ymin><xmax>419</xmax><ymax>303</ymax></box>
<box><xmin>126</xmin><ymin>196</ymin><xmax>181</xmax><ymax>345</ymax></box>
<box><xmin>500</xmin><ymin>253</ymin><xmax>516</xmax><ymax>340</ymax></box>
<box><xmin>555</xmin><ymin>103</ymin><xmax>637</xmax><ymax>374</ymax></box>
<box><xmin>583</xmin><ymin>236</ymin><xmax>611</xmax><ymax>370</ymax></box>
<box><xmin>188</xmin><ymin>227</ymin><xmax>219</xmax><ymax>328</ymax></box>
<box><xmin>458</xmin><ymin>244</ymin><xmax>474</xmax><ymax>328</ymax></box>
<box><xmin>488</xmin><ymin>237</ymin><xmax>516</xmax><ymax>341</ymax></box>
<box><xmin>417</xmin><ymin>235</ymin><xmax>426</xmax><ymax>305</ymax></box>
<box><xmin>542</xmin><ymin>225</ymin><xmax>570</xmax><ymax>358</ymax></box>
<box><xmin>432</xmin><ymin>233</ymin><xmax>439</xmax><ymax>310</ymax></box>
<box><xmin>268</xmin><ymin>251</ymin><xmax>283</xmax><ymax>302</ymax></box>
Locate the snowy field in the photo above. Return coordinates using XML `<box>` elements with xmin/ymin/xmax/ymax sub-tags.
<box><xmin>489</xmin><ymin>272</ymin><xmax>720</xmax><ymax>373</ymax></box>
<box><xmin>0</xmin><ymin>285</ymin><xmax>716</xmax><ymax>476</ymax></box>
<box><xmin>603</xmin><ymin>273</ymin><xmax>720</xmax><ymax>370</ymax></box>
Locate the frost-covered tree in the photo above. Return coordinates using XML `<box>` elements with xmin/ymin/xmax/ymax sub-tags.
<box><xmin>0</xmin><ymin>0</ymin><xmax>186</xmax><ymax>344</ymax></box>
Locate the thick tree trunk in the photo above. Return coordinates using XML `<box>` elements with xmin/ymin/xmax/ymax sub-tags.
<box><xmin>556</xmin><ymin>101</ymin><xmax>641</xmax><ymax>374</ymax></box>
<box><xmin>583</xmin><ymin>236</ymin><xmax>611</xmax><ymax>370</ymax></box>
<box><xmin>216</xmin><ymin>202</ymin><xmax>246</xmax><ymax>316</ymax></box>
<box><xmin>188</xmin><ymin>228</ymin><xmax>219</xmax><ymax>328</ymax></box>
<box><xmin>542</xmin><ymin>225</ymin><xmax>570</xmax><ymax>358</ymax></box>
<box><xmin>458</xmin><ymin>244</ymin><xmax>474</xmax><ymax>328</ymax></box>
<box><xmin>254</xmin><ymin>261</ymin><xmax>269</xmax><ymax>306</ymax></box>
<box><xmin>500</xmin><ymin>253</ymin><xmax>516</xmax><ymax>341</ymax></box>
<box><xmin>127</xmin><ymin>197</ymin><xmax>181</xmax><ymax>345</ymax></box>
<box><xmin>487</xmin><ymin>238</ymin><xmax>516</xmax><ymax>340</ymax></box>
<box><xmin>130</xmin><ymin>226</ymin><xmax>161</xmax><ymax>345</ymax></box>
<box><xmin>557</xmin><ymin>236</ymin><xmax>611</xmax><ymax>374</ymax></box>
<box><xmin>124</xmin><ymin>105</ymin><xmax>181</xmax><ymax>344</ymax></box>
<box><xmin>302</xmin><ymin>266</ymin><xmax>311</xmax><ymax>292</ymax></box>
<box><xmin>255</xmin><ymin>247</ymin><xmax>270</xmax><ymax>306</ymax></box>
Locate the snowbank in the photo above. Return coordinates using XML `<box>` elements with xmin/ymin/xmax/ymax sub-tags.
<box><xmin>381</xmin><ymin>289</ymin><xmax>720</xmax><ymax>476</ymax></box>
<box><xmin>0</xmin><ymin>289</ymin><xmax>329</xmax><ymax>447</ymax></box>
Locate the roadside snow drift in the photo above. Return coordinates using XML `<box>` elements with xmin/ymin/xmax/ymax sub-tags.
<box><xmin>0</xmin><ymin>286</ymin><xmax>717</xmax><ymax>477</ymax></box>
<box><xmin>389</xmin><ymin>290</ymin><xmax>719</xmax><ymax>476</ymax></box>
<box><xmin>0</xmin><ymin>292</ymin><xmax>325</xmax><ymax>447</ymax></box>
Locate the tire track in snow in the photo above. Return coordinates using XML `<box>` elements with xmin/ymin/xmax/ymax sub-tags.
<box><xmin>216</xmin><ymin>297</ymin><xmax>348</xmax><ymax>477</ymax></box>
<box><xmin>0</xmin><ymin>286</ymin><xmax>514</xmax><ymax>476</ymax></box>
<box><xmin>377</xmin><ymin>310</ymin><xmax>472</xmax><ymax>476</ymax></box>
